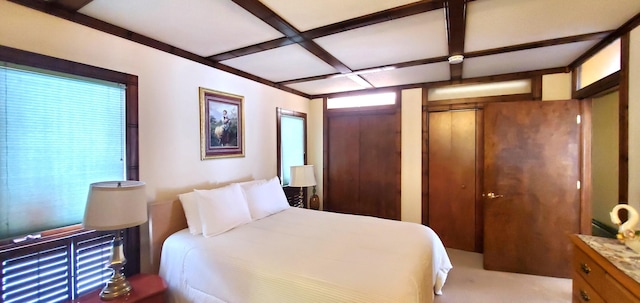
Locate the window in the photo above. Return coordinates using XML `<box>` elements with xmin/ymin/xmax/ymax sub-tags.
<box><xmin>0</xmin><ymin>46</ymin><xmax>139</xmax><ymax>302</ymax></box>
<box><xmin>327</xmin><ymin>92</ymin><xmax>396</xmax><ymax>109</ymax></box>
<box><xmin>0</xmin><ymin>63</ymin><xmax>126</xmax><ymax>239</ymax></box>
<box><xmin>276</xmin><ymin>108</ymin><xmax>306</xmax><ymax>186</ymax></box>
<box><xmin>578</xmin><ymin>38</ymin><xmax>621</xmax><ymax>89</ymax></box>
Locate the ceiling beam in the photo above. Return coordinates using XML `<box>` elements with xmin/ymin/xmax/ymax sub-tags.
<box><xmin>49</xmin><ymin>0</ymin><xmax>93</xmax><ymax>11</ymax></box>
<box><xmin>279</xmin><ymin>32</ymin><xmax>607</xmax><ymax>86</ymax></box>
<box><xmin>303</xmin><ymin>0</ymin><xmax>445</xmax><ymax>40</ymax></box>
<box><xmin>231</xmin><ymin>0</ymin><xmax>353</xmax><ymax>74</ymax></box>
<box><xmin>212</xmin><ymin>0</ymin><xmax>445</xmax><ymax>61</ymax></box>
<box><xmin>7</xmin><ymin>0</ymin><xmax>311</xmax><ymax>98</ymax></box>
<box><xmin>465</xmin><ymin>31</ymin><xmax>612</xmax><ymax>59</ymax></box>
<box><xmin>445</xmin><ymin>0</ymin><xmax>467</xmax><ymax>80</ymax></box>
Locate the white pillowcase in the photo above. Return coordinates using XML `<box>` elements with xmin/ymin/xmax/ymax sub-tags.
<box><xmin>178</xmin><ymin>179</ymin><xmax>266</xmax><ymax>235</ymax></box>
<box><xmin>178</xmin><ymin>191</ymin><xmax>203</xmax><ymax>235</ymax></box>
<box><xmin>195</xmin><ymin>183</ymin><xmax>252</xmax><ymax>237</ymax></box>
<box><xmin>242</xmin><ymin>176</ymin><xmax>290</xmax><ymax>220</ymax></box>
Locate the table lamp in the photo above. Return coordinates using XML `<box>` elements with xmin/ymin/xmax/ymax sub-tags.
<box><xmin>289</xmin><ymin>165</ymin><xmax>318</xmax><ymax>209</ymax></box>
<box><xmin>83</xmin><ymin>181</ymin><xmax>147</xmax><ymax>300</ymax></box>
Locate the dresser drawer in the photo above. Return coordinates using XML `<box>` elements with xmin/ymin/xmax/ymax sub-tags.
<box><xmin>573</xmin><ymin>246</ymin><xmax>607</xmax><ymax>293</ymax></box>
<box><xmin>573</xmin><ymin>274</ymin><xmax>605</xmax><ymax>303</ymax></box>
<box><xmin>601</xmin><ymin>273</ymin><xmax>640</xmax><ymax>303</ymax></box>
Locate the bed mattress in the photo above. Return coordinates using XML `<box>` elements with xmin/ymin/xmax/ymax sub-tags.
<box><xmin>159</xmin><ymin>207</ymin><xmax>451</xmax><ymax>303</ymax></box>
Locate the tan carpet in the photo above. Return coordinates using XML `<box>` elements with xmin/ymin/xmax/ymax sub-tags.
<box><xmin>434</xmin><ymin>248</ymin><xmax>572</xmax><ymax>303</ymax></box>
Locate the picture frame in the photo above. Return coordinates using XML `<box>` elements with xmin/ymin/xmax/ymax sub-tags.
<box><xmin>199</xmin><ymin>87</ymin><xmax>245</xmax><ymax>160</ymax></box>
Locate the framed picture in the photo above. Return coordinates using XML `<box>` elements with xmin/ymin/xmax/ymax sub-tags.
<box><xmin>199</xmin><ymin>88</ymin><xmax>245</xmax><ymax>159</ymax></box>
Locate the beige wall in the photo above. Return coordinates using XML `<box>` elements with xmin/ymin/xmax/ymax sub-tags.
<box><xmin>591</xmin><ymin>91</ymin><xmax>619</xmax><ymax>225</ymax></box>
<box><xmin>542</xmin><ymin>73</ymin><xmax>572</xmax><ymax>100</ymax></box>
<box><xmin>401</xmin><ymin>88</ymin><xmax>423</xmax><ymax>223</ymax></box>
<box><xmin>629</xmin><ymin>27</ymin><xmax>640</xmax><ymax>212</ymax></box>
<box><xmin>308</xmin><ymin>98</ymin><xmax>324</xmax><ymax>208</ymax></box>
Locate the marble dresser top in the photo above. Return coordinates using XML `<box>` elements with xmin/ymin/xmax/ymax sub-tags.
<box><xmin>578</xmin><ymin>234</ymin><xmax>640</xmax><ymax>283</ymax></box>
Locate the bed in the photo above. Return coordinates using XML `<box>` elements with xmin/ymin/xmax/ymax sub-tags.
<box><xmin>149</xmin><ymin>177</ymin><xmax>452</xmax><ymax>303</ymax></box>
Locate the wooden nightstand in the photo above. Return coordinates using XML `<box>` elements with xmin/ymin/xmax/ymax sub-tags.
<box><xmin>69</xmin><ymin>274</ymin><xmax>167</xmax><ymax>303</ymax></box>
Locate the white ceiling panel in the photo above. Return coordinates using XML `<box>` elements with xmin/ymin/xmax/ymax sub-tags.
<box><xmin>362</xmin><ymin>62</ymin><xmax>450</xmax><ymax>87</ymax></box>
<box><xmin>463</xmin><ymin>41</ymin><xmax>598</xmax><ymax>79</ymax></box>
<box><xmin>260</xmin><ymin>0</ymin><xmax>421</xmax><ymax>32</ymax></box>
<box><xmin>220</xmin><ymin>44</ymin><xmax>339</xmax><ymax>82</ymax></box>
<box><xmin>79</xmin><ymin>0</ymin><xmax>284</xmax><ymax>56</ymax></box>
<box><xmin>466</xmin><ymin>0</ymin><xmax>640</xmax><ymax>52</ymax></box>
<box><xmin>30</xmin><ymin>0</ymin><xmax>637</xmax><ymax>97</ymax></box>
<box><xmin>286</xmin><ymin>77</ymin><xmax>367</xmax><ymax>96</ymax></box>
<box><xmin>314</xmin><ymin>10</ymin><xmax>448</xmax><ymax>70</ymax></box>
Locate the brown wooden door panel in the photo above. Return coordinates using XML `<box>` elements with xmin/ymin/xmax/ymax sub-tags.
<box><xmin>483</xmin><ymin>100</ymin><xmax>581</xmax><ymax>278</ymax></box>
<box><xmin>428</xmin><ymin>110</ymin><xmax>477</xmax><ymax>251</ymax></box>
<box><xmin>326</xmin><ymin>111</ymin><xmax>400</xmax><ymax>220</ymax></box>
<box><xmin>359</xmin><ymin>114</ymin><xmax>400</xmax><ymax>220</ymax></box>
<box><xmin>327</xmin><ymin>116</ymin><xmax>360</xmax><ymax>214</ymax></box>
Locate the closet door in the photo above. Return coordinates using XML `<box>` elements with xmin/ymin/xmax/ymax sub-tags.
<box><xmin>327</xmin><ymin>116</ymin><xmax>360</xmax><ymax>215</ymax></box>
<box><xmin>428</xmin><ymin>110</ymin><xmax>480</xmax><ymax>252</ymax></box>
<box><xmin>326</xmin><ymin>111</ymin><xmax>400</xmax><ymax>220</ymax></box>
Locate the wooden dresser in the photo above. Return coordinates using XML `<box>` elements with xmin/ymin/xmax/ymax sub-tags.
<box><xmin>570</xmin><ymin>234</ymin><xmax>640</xmax><ymax>303</ymax></box>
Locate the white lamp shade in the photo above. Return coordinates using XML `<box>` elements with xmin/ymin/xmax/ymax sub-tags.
<box><xmin>83</xmin><ymin>181</ymin><xmax>147</xmax><ymax>231</ymax></box>
<box><xmin>289</xmin><ymin>165</ymin><xmax>317</xmax><ymax>187</ymax></box>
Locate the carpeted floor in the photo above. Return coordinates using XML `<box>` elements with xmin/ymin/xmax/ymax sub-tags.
<box><xmin>434</xmin><ymin>248</ymin><xmax>572</xmax><ymax>303</ymax></box>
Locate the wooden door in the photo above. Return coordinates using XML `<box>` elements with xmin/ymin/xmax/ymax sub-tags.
<box><xmin>326</xmin><ymin>112</ymin><xmax>400</xmax><ymax>220</ymax></box>
<box><xmin>327</xmin><ymin>116</ymin><xmax>360</xmax><ymax>215</ymax></box>
<box><xmin>428</xmin><ymin>110</ymin><xmax>480</xmax><ymax>252</ymax></box>
<box><xmin>483</xmin><ymin>100</ymin><xmax>581</xmax><ymax>278</ymax></box>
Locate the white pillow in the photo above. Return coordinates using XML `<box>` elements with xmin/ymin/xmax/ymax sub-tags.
<box><xmin>242</xmin><ymin>176</ymin><xmax>290</xmax><ymax>220</ymax></box>
<box><xmin>178</xmin><ymin>191</ymin><xmax>202</xmax><ymax>235</ymax></box>
<box><xmin>195</xmin><ymin>183</ymin><xmax>252</xmax><ymax>237</ymax></box>
<box><xmin>236</xmin><ymin>179</ymin><xmax>266</xmax><ymax>190</ymax></box>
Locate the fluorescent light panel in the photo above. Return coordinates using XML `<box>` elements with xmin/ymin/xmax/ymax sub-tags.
<box><xmin>428</xmin><ymin>79</ymin><xmax>531</xmax><ymax>101</ymax></box>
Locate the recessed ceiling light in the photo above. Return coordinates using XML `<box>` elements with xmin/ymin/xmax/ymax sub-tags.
<box><xmin>448</xmin><ymin>55</ymin><xmax>464</xmax><ymax>64</ymax></box>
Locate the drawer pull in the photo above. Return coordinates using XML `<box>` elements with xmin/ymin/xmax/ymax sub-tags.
<box><xmin>580</xmin><ymin>263</ymin><xmax>591</xmax><ymax>274</ymax></box>
<box><xmin>579</xmin><ymin>289</ymin><xmax>590</xmax><ymax>302</ymax></box>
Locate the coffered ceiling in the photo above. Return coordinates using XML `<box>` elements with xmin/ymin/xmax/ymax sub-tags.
<box><xmin>11</xmin><ymin>0</ymin><xmax>640</xmax><ymax>98</ymax></box>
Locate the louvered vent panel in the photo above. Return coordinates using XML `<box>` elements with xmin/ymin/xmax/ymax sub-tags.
<box><xmin>2</xmin><ymin>245</ymin><xmax>71</xmax><ymax>303</ymax></box>
<box><xmin>75</xmin><ymin>234</ymin><xmax>112</xmax><ymax>296</ymax></box>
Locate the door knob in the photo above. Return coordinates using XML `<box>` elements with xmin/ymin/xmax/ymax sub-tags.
<box><xmin>483</xmin><ymin>192</ymin><xmax>504</xmax><ymax>199</ymax></box>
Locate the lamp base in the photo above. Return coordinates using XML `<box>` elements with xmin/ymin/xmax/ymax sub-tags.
<box><xmin>100</xmin><ymin>274</ymin><xmax>132</xmax><ymax>300</ymax></box>
<box><xmin>100</xmin><ymin>230</ymin><xmax>133</xmax><ymax>301</ymax></box>
<box><xmin>309</xmin><ymin>194</ymin><xmax>320</xmax><ymax>210</ymax></box>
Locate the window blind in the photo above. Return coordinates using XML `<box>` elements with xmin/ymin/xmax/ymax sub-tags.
<box><xmin>0</xmin><ymin>63</ymin><xmax>126</xmax><ymax>240</ymax></box>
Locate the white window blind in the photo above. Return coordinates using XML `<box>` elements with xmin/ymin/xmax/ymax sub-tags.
<box><xmin>0</xmin><ymin>63</ymin><xmax>126</xmax><ymax>240</ymax></box>
<box><xmin>280</xmin><ymin>115</ymin><xmax>304</xmax><ymax>185</ymax></box>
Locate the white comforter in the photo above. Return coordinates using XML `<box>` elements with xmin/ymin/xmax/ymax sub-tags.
<box><xmin>159</xmin><ymin>207</ymin><xmax>452</xmax><ymax>303</ymax></box>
